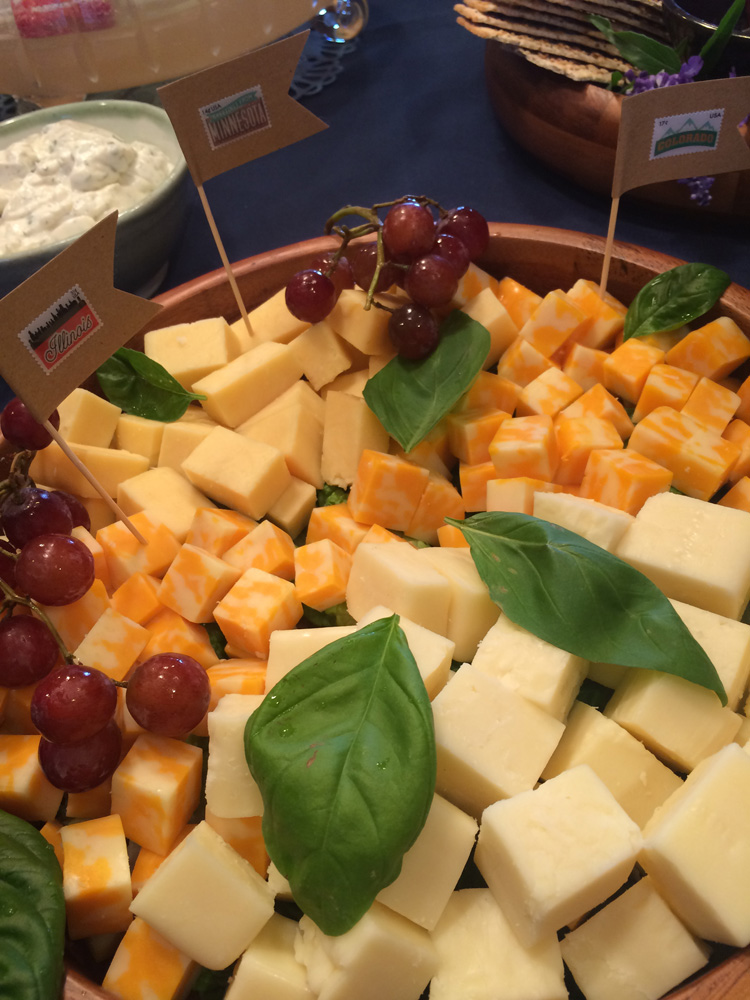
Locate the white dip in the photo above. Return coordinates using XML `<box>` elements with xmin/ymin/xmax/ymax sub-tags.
<box><xmin>0</xmin><ymin>118</ymin><xmax>174</xmax><ymax>256</ymax></box>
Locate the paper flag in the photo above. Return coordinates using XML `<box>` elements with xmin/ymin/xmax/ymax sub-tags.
<box><xmin>613</xmin><ymin>75</ymin><xmax>750</xmax><ymax>197</ymax></box>
<box><xmin>158</xmin><ymin>31</ymin><xmax>327</xmax><ymax>186</ymax></box>
<box><xmin>0</xmin><ymin>213</ymin><xmax>162</xmax><ymax>423</ymax></box>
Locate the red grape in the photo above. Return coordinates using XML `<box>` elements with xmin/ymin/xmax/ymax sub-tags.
<box><xmin>0</xmin><ymin>615</ymin><xmax>59</xmax><ymax>687</ymax></box>
<box><xmin>51</xmin><ymin>491</ymin><xmax>91</xmax><ymax>532</ymax></box>
<box><xmin>349</xmin><ymin>243</ymin><xmax>401</xmax><ymax>294</ymax></box>
<box><xmin>0</xmin><ymin>398</ymin><xmax>59</xmax><ymax>452</ymax></box>
<box><xmin>126</xmin><ymin>653</ymin><xmax>210</xmax><ymax>737</ymax></box>
<box><xmin>1</xmin><ymin>486</ymin><xmax>74</xmax><ymax>549</ymax></box>
<box><xmin>404</xmin><ymin>254</ymin><xmax>459</xmax><ymax>308</ymax></box>
<box><xmin>31</xmin><ymin>664</ymin><xmax>117</xmax><ymax>744</ymax></box>
<box><xmin>38</xmin><ymin>718</ymin><xmax>122</xmax><ymax>792</ymax></box>
<box><xmin>382</xmin><ymin>201</ymin><xmax>436</xmax><ymax>259</ymax></box>
<box><xmin>432</xmin><ymin>232</ymin><xmax>471</xmax><ymax>278</ymax></box>
<box><xmin>388</xmin><ymin>304</ymin><xmax>441</xmax><ymax>360</ymax></box>
<box><xmin>15</xmin><ymin>534</ymin><xmax>94</xmax><ymax>606</ymax></box>
<box><xmin>285</xmin><ymin>269</ymin><xmax>338</xmax><ymax>323</ymax></box>
<box><xmin>308</xmin><ymin>252</ymin><xmax>355</xmax><ymax>297</ymax></box>
<box><xmin>438</xmin><ymin>207</ymin><xmax>490</xmax><ymax>260</ymax></box>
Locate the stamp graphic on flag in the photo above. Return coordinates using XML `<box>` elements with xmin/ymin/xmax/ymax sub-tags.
<box><xmin>650</xmin><ymin>108</ymin><xmax>724</xmax><ymax>159</ymax></box>
<box><xmin>19</xmin><ymin>284</ymin><xmax>102</xmax><ymax>374</ymax></box>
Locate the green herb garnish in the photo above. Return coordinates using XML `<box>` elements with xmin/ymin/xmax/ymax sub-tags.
<box><xmin>245</xmin><ymin>615</ymin><xmax>436</xmax><ymax>935</ymax></box>
<box><xmin>446</xmin><ymin>512</ymin><xmax>726</xmax><ymax>704</ymax></box>
<box><xmin>97</xmin><ymin>346</ymin><xmax>206</xmax><ymax>421</ymax></box>
<box><xmin>316</xmin><ymin>483</ymin><xmax>350</xmax><ymax>507</ymax></box>
<box><xmin>699</xmin><ymin>0</ymin><xmax>746</xmax><ymax>74</ymax></box>
<box><xmin>623</xmin><ymin>262</ymin><xmax>731</xmax><ymax>340</ymax></box>
<box><xmin>301</xmin><ymin>602</ymin><xmax>357</xmax><ymax>628</ymax></box>
<box><xmin>588</xmin><ymin>14</ymin><xmax>683</xmax><ymax>74</ymax></box>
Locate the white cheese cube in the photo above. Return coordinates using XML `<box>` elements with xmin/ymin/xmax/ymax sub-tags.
<box><xmin>206</xmin><ymin>694</ymin><xmax>264</xmax><ymax>818</ymax></box>
<box><xmin>357</xmin><ymin>605</ymin><xmax>454</xmax><ymax>700</ymax></box>
<box><xmin>226</xmin><ymin>913</ymin><xmax>314</xmax><ymax>1000</ymax></box>
<box><xmin>265</xmin><ymin>627</ymin><xmax>357</xmax><ymax>693</ymax></box>
<box><xmin>670</xmin><ymin>598</ymin><xmax>750</xmax><ymax>710</ymax></box>
<box><xmin>130</xmin><ymin>820</ymin><xmax>274</xmax><ymax>969</ymax></box>
<box><xmin>532</xmin><ymin>490</ymin><xmax>634</xmax><ymax>551</ymax></box>
<box><xmin>475</xmin><ymin>764</ymin><xmax>642</xmax><ymax>946</ymax></box>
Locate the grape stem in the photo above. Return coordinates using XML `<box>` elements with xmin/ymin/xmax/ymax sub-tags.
<box><xmin>0</xmin><ymin>450</ymin><xmax>36</xmax><ymax>507</ymax></box>
<box><xmin>0</xmin><ymin>577</ymin><xmax>80</xmax><ymax>666</ymax></box>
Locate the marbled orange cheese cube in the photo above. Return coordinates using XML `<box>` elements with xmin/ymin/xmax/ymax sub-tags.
<box><xmin>185</xmin><ymin>506</ymin><xmax>256</xmax><ymax>557</ymax></box>
<box><xmin>560</xmin><ymin>382</ymin><xmax>634</xmax><ymax>440</ymax></box>
<box><xmin>632</xmin><ymin>364</ymin><xmax>699</xmax><ymax>423</ymax></box>
<box><xmin>496</xmin><ymin>336</ymin><xmax>553</xmax><ymax>387</ymax></box>
<box><xmin>61</xmin><ymin>813</ymin><xmax>133</xmax><ymax>939</ymax></box>
<box><xmin>459</xmin><ymin>460</ymin><xmax>500</xmax><ymax>512</ymax></box>
<box><xmin>74</xmin><ymin>607</ymin><xmax>150</xmax><ymax>682</ymax></box>
<box><xmin>42</xmin><ymin>577</ymin><xmax>110</xmax><ymax>650</ymax></box>
<box><xmin>486</xmin><ymin>477</ymin><xmax>556</xmax><ymax>514</ymax></box>
<box><xmin>0</xmin><ymin>681</ymin><xmax>38</xmax><ymax>735</ymax></box>
<box><xmin>496</xmin><ymin>275</ymin><xmax>543</xmax><ymax>328</ymax></box>
<box><xmin>405</xmin><ymin>471</ymin><xmax>466</xmax><ymax>545</ymax></box>
<box><xmin>719</xmin><ymin>476</ymin><xmax>750</xmax><ymax>513</ymax></box>
<box><xmin>131</xmin><ymin>825</ymin><xmax>195</xmax><ymax>895</ymax></box>
<box><xmin>347</xmin><ymin>449</ymin><xmax>430</xmax><ymax>531</ymax></box>
<box><xmin>141</xmin><ymin>608</ymin><xmax>220</xmax><ymax>670</ymax></box>
<box><xmin>111</xmin><ymin>573</ymin><xmax>164</xmax><ymax>627</ymax></box>
<box><xmin>489</xmin><ymin>414</ymin><xmax>558</xmax><ymax>482</ymax></box>
<box><xmin>603</xmin><ymin>339</ymin><xmax>665</xmax><ymax>404</ymax></box>
<box><xmin>66</xmin><ymin>779</ymin><xmax>112</xmax><ymax>820</ymax></box>
<box><xmin>40</xmin><ymin>819</ymin><xmax>64</xmax><ymax>869</ymax></box>
<box><xmin>681</xmin><ymin>376</ymin><xmax>740</xmax><ymax>435</ymax></box>
<box><xmin>735</xmin><ymin>373</ymin><xmax>750</xmax><ymax>423</ymax></box>
<box><xmin>665</xmin><ymin>317</ymin><xmax>750</xmax><ymax>379</ymax></box>
<box><xmin>361</xmin><ymin>524</ymin><xmax>407</xmax><ymax>544</ymax></box>
<box><xmin>452</xmin><ymin>371</ymin><xmax>520</xmax><ymax>415</ymax></box>
<box><xmin>223</xmin><ymin>521</ymin><xmax>296</xmax><ymax>580</ymax></box>
<box><xmin>294</xmin><ymin>539</ymin><xmax>353</xmax><ymax>612</ymax></box>
<box><xmin>103</xmin><ymin>916</ymin><xmax>196</xmax><ymax>1000</ymax></box>
<box><xmin>628</xmin><ymin>405</ymin><xmax>740</xmax><ymax>500</ymax></box>
<box><xmin>724</xmin><ymin>419</ymin><xmax>750</xmax><ymax>483</ymax></box>
<box><xmin>305</xmin><ymin>502</ymin><xmax>370</xmax><ymax>554</ymax></box>
<box><xmin>214</xmin><ymin>569</ymin><xmax>302</xmax><ymax>658</ymax></box>
<box><xmin>446</xmin><ymin>409</ymin><xmax>512</xmax><ymax>465</ymax></box>
<box><xmin>97</xmin><ymin>511</ymin><xmax>181</xmax><ymax>590</ymax></box>
<box><xmin>554</xmin><ymin>415</ymin><xmax>623</xmax><ymax>486</ymax></box>
<box><xmin>516</xmin><ymin>367</ymin><xmax>583</xmax><ymax>418</ymax></box>
<box><xmin>111</xmin><ymin>735</ymin><xmax>203</xmax><ymax>855</ymax></box>
<box><xmin>451</xmin><ymin>262</ymin><xmax>500</xmax><ymax>306</ymax></box>
<box><xmin>580</xmin><ymin>448</ymin><xmax>673</xmax><ymax>515</ymax></box>
<box><xmin>518</xmin><ymin>289</ymin><xmax>589</xmax><ymax>358</ymax></box>
<box><xmin>191</xmin><ymin>659</ymin><xmax>267</xmax><ymax>737</ymax></box>
<box><xmin>565</xmin><ymin>278</ymin><xmax>627</xmax><ymax>350</ymax></box>
<box><xmin>437</xmin><ymin>523</ymin><xmax>470</xmax><ymax>548</ymax></box>
<box><xmin>72</xmin><ymin>525</ymin><xmax>111</xmax><ymax>591</ymax></box>
<box><xmin>0</xmin><ymin>735</ymin><xmax>63</xmax><ymax>821</ymax></box>
<box><xmin>158</xmin><ymin>544</ymin><xmax>241</xmax><ymax>624</ymax></box>
<box><xmin>393</xmin><ymin>420</ymin><xmax>455</xmax><ymax>478</ymax></box>
<box><xmin>204</xmin><ymin>809</ymin><xmax>268</xmax><ymax>877</ymax></box>
<box><xmin>563</xmin><ymin>343</ymin><xmax>609</xmax><ymax>392</ymax></box>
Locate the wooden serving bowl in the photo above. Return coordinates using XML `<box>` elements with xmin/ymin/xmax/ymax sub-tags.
<box><xmin>64</xmin><ymin>223</ymin><xmax>750</xmax><ymax>1000</ymax></box>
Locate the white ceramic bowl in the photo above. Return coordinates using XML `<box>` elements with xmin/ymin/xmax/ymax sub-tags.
<box><xmin>0</xmin><ymin>99</ymin><xmax>189</xmax><ymax>299</ymax></box>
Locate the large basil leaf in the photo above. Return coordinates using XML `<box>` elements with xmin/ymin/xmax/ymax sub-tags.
<box><xmin>589</xmin><ymin>14</ymin><xmax>682</xmax><ymax>74</ymax></box>
<box><xmin>447</xmin><ymin>512</ymin><xmax>727</xmax><ymax>703</ymax></box>
<box><xmin>363</xmin><ymin>311</ymin><xmax>491</xmax><ymax>452</ymax></box>
<box><xmin>245</xmin><ymin>615</ymin><xmax>436</xmax><ymax>935</ymax></box>
<box><xmin>700</xmin><ymin>0</ymin><xmax>745</xmax><ymax>74</ymax></box>
<box><xmin>623</xmin><ymin>262</ymin><xmax>731</xmax><ymax>340</ymax></box>
<box><xmin>97</xmin><ymin>346</ymin><xmax>206</xmax><ymax>421</ymax></box>
<box><xmin>0</xmin><ymin>809</ymin><xmax>65</xmax><ymax>1000</ymax></box>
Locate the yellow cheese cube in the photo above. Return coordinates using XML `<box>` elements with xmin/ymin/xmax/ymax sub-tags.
<box><xmin>117</xmin><ymin>467</ymin><xmax>215</xmax><ymax>542</ymax></box>
<box><xmin>114</xmin><ymin>413</ymin><xmax>166</xmax><ymax>466</ymax></box>
<box><xmin>0</xmin><ymin>734</ymin><xmax>64</xmax><ymax>821</ymax></box>
<box><xmin>31</xmin><ymin>439</ymin><xmax>149</xmax><ymax>499</ymax></box>
<box><xmin>206</xmin><ymin>693</ymin><xmax>264</xmax><ymax>819</ymax></box>
<box><xmin>321</xmin><ymin>390</ymin><xmax>390</xmax><ymax>488</ymax></box>
<box><xmin>265</xmin><ymin>626</ymin><xmax>356</xmax><ymax>692</ymax></box>
<box><xmin>224</xmin><ymin>912</ymin><xmax>311</xmax><ymax>1000</ymax></box>
<box><xmin>327</xmin><ymin>288</ymin><xmax>396</xmax><ymax>354</ymax></box>
<box><xmin>74</xmin><ymin>607</ymin><xmax>150</xmax><ymax>681</ymax></box>
<box><xmin>248</xmin><ymin>286</ymin><xmax>309</xmax><ymax>344</ymax></box>
<box><xmin>143</xmin><ymin>317</ymin><xmax>238</xmax><ymax>389</ymax></box>
<box><xmin>157</xmin><ymin>420</ymin><xmax>215</xmax><ymax>474</ymax></box>
<box><xmin>61</xmin><ymin>813</ymin><xmax>133</xmax><ymax>939</ymax></box>
<box><xmin>460</xmin><ymin>287</ymin><xmax>518</xmax><ymax>367</ymax></box>
<box><xmin>266</xmin><ymin>476</ymin><xmax>317</xmax><ymax>539</ymax></box>
<box><xmin>204</xmin><ymin>809</ymin><xmax>268</xmax><ymax>877</ymax></box>
<box><xmin>356</xmin><ymin>605</ymin><xmax>453</xmax><ymax>700</ymax></box>
<box><xmin>103</xmin><ymin>915</ymin><xmax>197</xmax><ymax>1000</ymax></box>
<box><xmin>158</xmin><ymin>544</ymin><xmax>241</xmax><ymax>623</ymax></box>
<box><xmin>289</xmin><ymin>319</ymin><xmax>354</xmax><ymax>390</ymax></box>
<box><xmin>242</xmin><ymin>379</ymin><xmax>325</xmax><ymax>429</ymax></box>
<box><xmin>214</xmin><ymin>569</ymin><xmax>302</xmax><ymax>658</ymax></box>
<box><xmin>238</xmin><ymin>402</ymin><xmax>323</xmax><ymax>488</ymax></box>
<box><xmin>57</xmin><ymin>387</ymin><xmax>122</xmax><ymax>446</ymax></box>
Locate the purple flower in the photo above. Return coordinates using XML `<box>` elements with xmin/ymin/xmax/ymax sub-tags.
<box><xmin>676</xmin><ymin>175</ymin><xmax>716</xmax><ymax>207</ymax></box>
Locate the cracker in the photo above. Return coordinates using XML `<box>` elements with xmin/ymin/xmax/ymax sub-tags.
<box><xmin>467</xmin><ymin>0</ymin><xmax>666</xmax><ymax>38</ymax></box>
<box><xmin>455</xmin><ymin>1</ymin><xmax>623</xmax><ymax>54</ymax></box>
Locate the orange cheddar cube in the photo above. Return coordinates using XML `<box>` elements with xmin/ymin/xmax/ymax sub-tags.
<box><xmin>347</xmin><ymin>450</ymin><xmax>430</xmax><ymax>531</ymax></box>
<box><xmin>518</xmin><ymin>289</ymin><xmax>589</xmax><ymax>358</ymax></box>
<box><xmin>632</xmin><ymin>363</ymin><xmax>699</xmax><ymax>423</ymax></box>
<box><xmin>74</xmin><ymin>607</ymin><xmax>150</xmax><ymax>682</ymax></box>
<box><xmin>602</xmin><ymin>339</ymin><xmax>665</xmax><ymax>404</ymax></box>
<box><xmin>681</xmin><ymin>376</ymin><xmax>740</xmax><ymax>435</ymax></box>
<box><xmin>580</xmin><ymin>448</ymin><xmax>673</xmax><ymax>515</ymax></box>
<box><xmin>185</xmin><ymin>506</ymin><xmax>256</xmax><ymax>556</ymax></box>
<box><xmin>560</xmin><ymin>382</ymin><xmax>634</xmax><ymax>440</ymax></box>
<box><xmin>392</xmin><ymin>420</ymin><xmax>455</xmax><ymax>479</ymax></box>
<box><xmin>489</xmin><ymin>414</ymin><xmax>558</xmax><ymax>482</ymax></box>
<box><xmin>223</xmin><ymin>521</ymin><xmax>296</xmax><ymax>580</ymax></box>
<box><xmin>719</xmin><ymin>476</ymin><xmax>750</xmax><ymax>512</ymax></box>
<box><xmin>142</xmin><ymin>608</ymin><xmax>220</xmax><ymax>670</ymax></box>
<box><xmin>723</xmin><ymin>419</ymin><xmax>750</xmax><ymax>483</ymax></box>
<box><xmin>565</xmin><ymin>278</ymin><xmax>627</xmax><ymax>350</ymax></box>
<box><xmin>305</xmin><ymin>502</ymin><xmax>370</xmax><ymax>554</ymax></box>
<box><xmin>437</xmin><ymin>523</ymin><xmax>470</xmax><ymax>548</ymax></box>
<box><xmin>563</xmin><ymin>343</ymin><xmax>609</xmax><ymax>392</ymax></box>
<box><xmin>445</xmin><ymin>409</ymin><xmax>512</xmax><ymax>466</ymax></box>
<box><xmin>486</xmin><ymin>476</ymin><xmax>556</xmax><ymax>514</ymax></box>
<box><xmin>516</xmin><ymin>367</ymin><xmax>583</xmax><ymax>418</ymax></box>
<box><xmin>628</xmin><ymin>406</ymin><xmax>740</xmax><ymax>500</ymax></box>
<box><xmin>213</xmin><ymin>569</ymin><xmax>302</xmax><ymax>658</ymax></box>
<box><xmin>66</xmin><ymin>779</ymin><xmax>112</xmax><ymax>820</ymax></box>
<box><xmin>61</xmin><ymin>813</ymin><xmax>133</xmax><ymax>939</ymax></box>
<box><xmin>204</xmin><ymin>659</ymin><xmax>266</xmax><ymax>712</ymax></box>
<box><xmin>554</xmin><ymin>416</ymin><xmax>623</xmax><ymax>486</ymax></box>
<box><xmin>452</xmin><ymin>371</ymin><xmax>520</xmax><ymax>415</ymax></box>
<box><xmin>458</xmin><ymin>461</ymin><xmax>499</xmax><ymax>512</ymax></box>
<box><xmin>131</xmin><ymin>825</ymin><xmax>195</xmax><ymax>896</ymax></box>
<box><xmin>111</xmin><ymin>573</ymin><xmax>163</xmax><ymax>627</ymax></box>
<box><xmin>665</xmin><ymin>316</ymin><xmax>750</xmax><ymax>379</ymax></box>
<box><xmin>111</xmin><ymin>735</ymin><xmax>203</xmax><ymax>855</ymax></box>
<box><xmin>452</xmin><ymin>262</ymin><xmax>500</xmax><ymax>306</ymax></box>
<box><xmin>496</xmin><ymin>336</ymin><xmax>553</xmax><ymax>387</ymax></box>
<box><xmin>72</xmin><ymin>525</ymin><xmax>111</xmax><ymax>591</ymax></box>
<box><xmin>0</xmin><ymin>735</ymin><xmax>64</xmax><ymax>821</ymax></box>
<box><xmin>204</xmin><ymin>809</ymin><xmax>268</xmax><ymax>877</ymax></box>
<box><xmin>0</xmin><ymin>682</ymin><xmax>38</xmax><ymax>735</ymax></box>
<box><xmin>42</xmin><ymin>577</ymin><xmax>110</xmax><ymax>650</ymax></box>
<box><xmin>404</xmin><ymin>471</ymin><xmax>466</xmax><ymax>545</ymax></box>
<box><xmin>735</xmin><ymin>373</ymin><xmax>750</xmax><ymax>423</ymax></box>
<box><xmin>40</xmin><ymin>819</ymin><xmax>64</xmax><ymax>869</ymax></box>
<box><xmin>294</xmin><ymin>539</ymin><xmax>353</xmax><ymax>611</ymax></box>
<box><xmin>361</xmin><ymin>524</ymin><xmax>405</xmax><ymax>544</ymax></box>
<box><xmin>496</xmin><ymin>275</ymin><xmax>543</xmax><ymax>328</ymax></box>
<box><xmin>97</xmin><ymin>512</ymin><xmax>181</xmax><ymax>590</ymax></box>
<box><xmin>158</xmin><ymin>544</ymin><xmax>241</xmax><ymax>624</ymax></box>
<box><xmin>103</xmin><ymin>916</ymin><xmax>196</xmax><ymax>1000</ymax></box>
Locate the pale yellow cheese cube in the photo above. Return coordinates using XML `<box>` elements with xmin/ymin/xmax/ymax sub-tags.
<box><xmin>475</xmin><ymin>764</ymin><xmax>642</xmax><ymax>946</ymax></box>
<box><xmin>460</xmin><ymin>287</ymin><xmax>518</xmax><ymax>368</ymax></box>
<box><xmin>227</xmin><ymin>315</ymin><xmax>255</xmax><ymax>354</ymax></box>
<box><xmin>640</xmin><ymin>743</ymin><xmax>750</xmax><ymax>946</ymax></box>
<box><xmin>239</xmin><ymin>402</ymin><xmax>323</xmax><ymax>488</ymax></box>
<box><xmin>130</xmin><ymin>820</ymin><xmax>275</xmax><ymax>970</ymax></box>
<box><xmin>267</xmin><ymin>476</ymin><xmax>317</xmax><ymax>539</ymax></box>
<box><xmin>248</xmin><ymin>286</ymin><xmax>310</xmax><ymax>344</ymax></box>
<box><xmin>143</xmin><ymin>317</ymin><xmax>238</xmax><ymax>389</ymax></box>
<box><xmin>114</xmin><ymin>413</ymin><xmax>166</xmax><ymax>466</ymax></box>
<box><xmin>103</xmin><ymin>916</ymin><xmax>197</xmax><ymax>1000</ymax></box>
<box><xmin>0</xmin><ymin>735</ymin><xmax>64</xmax><ymax>822</ymax></box>
<box><xmin>117</xmin><ymin>466</ymin><xmax>215</xmax><ymax>542</ymax></box>
<box><xmin>265</xmin><ymin>625</ymin><xmax>357</xmax><ymax>692</ymax></box>
<box><xmin>357</xmin><ymin>605</ymin><xmax>453</xmax><ymax>700</ymax></box>
<box><xmin>321</xmin><ymin>390</ymin><xmax>390</xmax><ymax>488</ymax></box>
<box><xmin>158</xmin><ymin>543</ymin><xmax>241</xmax><ymax>623</ymax></box>
<box><xmin>182</xmin><ymin>426</ymin><xmax>291</xmax><ymax>520</ymax></box>
<box><xmin>320</xmin><ymin>368</ymin><xmax>369</xmax><ymax>399</ymax></box>
<box><xmin>31</xmin><ymin>439</ymin><xmax>149</xmax><ymax>498</ymax></box>
<box><xmin>61</xmin><ymin>814</ymin><xmax>133</xmax><ymax>939</ymax></box>
<box><xmin>290</xmin><ymin>319</ymin><xmax>355</xmax><ymax>390</ymax></box>
<box><xmin>73</xmin><ymin>606</ymin><xmax>150</xmax><ymax>681</ymax></box>
<box><xmin>532</xmin><ymin>490</ymin><xmax>634</xmax><ymax>552</ymax></box>
<box><xmin>240</xmin><ymin>380</ymin><xmax>325</xmax><ymax>429</ymax></box>
<box><xmin>670</xmin><ymin>598</ymin><xmax>750</xmax><ymax>711</ymax></box>
<box><xmin>57</xmin><ymin>387</ymin><xmax>122</xmax><ymax>446</ymax></box>
<box><xmin>206</xmin><ymin>694</ymin><xmax>265</xmax><ymax>819</ymax></box>
<box><xmin>157</xmin><ymin>419</ymin><xmax>215</xmax><ymax>474</ymax></box>
<box><xmin>326</xmin><ymin>289</ymin><xmax>395</xmax><ymax>355</ymax></box>
<box><xmin>226</xmin><ymin>913</ymin><xmax>313</xmax><ymax>1000</ymax></box>
<box><xmin>192</xmin><ymin>342</ymin><xmax>304</xmax><ymax>428</ymax></box>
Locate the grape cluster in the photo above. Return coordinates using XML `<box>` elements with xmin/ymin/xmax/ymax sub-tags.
<box><xmin>0</xmin><ymin>398</ymin><xmax>210</xmax><ymax>793</ymax></box>
<box><xmin>284</xmin><ymin>197</ymin><xmax>490</xmax><ymax>361</ymax></box>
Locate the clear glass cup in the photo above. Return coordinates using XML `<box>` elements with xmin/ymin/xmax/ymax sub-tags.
<box><xmin>313</xmin><ymin>0</ymin><xmax>369</xmax><ymax>43</ymax></box>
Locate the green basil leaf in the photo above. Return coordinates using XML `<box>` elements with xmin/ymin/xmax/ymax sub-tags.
<box><xmin>623</xmin><ymin>262</ymin><xmax>731</xmax><ymax>340</ymax></box>
<box><xmin>316</xmin><ymin>484</ymin><xmax>350</xmax><ymax>507</ymax></box>
<box><xmin>301</xmin><ymin>602</ymin><xmax>357</xmax><ymax>628</ymax></box>
<box><xmin>97</xmin><ymin>347</ymin><xmax>206</xmax><ymax>421</ymax></box>
<box><xmin>700</xmin><ymin>0</ymin><xmax>745</xmax><ymax>73</ymax></box>
<box><xmin>447</xmin><ymin>512</ymin><xmax>727</xmax><ymax>704</ymax></box>
<box><xmin>203</xmin><ymin>622</ymin><xmax>229</xmax><ymax>660</ymax></box>
<box><xmin>588</xmin><ymin>15</ymin><xmax>682</xmax><ymax>74</ymax></box>
<box><xmin>245</xmin><ymin>615</ymin><xmax>436</xmax><ymax>935</ymax></box>
<box><xmin>363</xmin><ymin>311</ymin><xmax>491</xmax><ymax>453</ymax></box>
